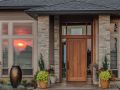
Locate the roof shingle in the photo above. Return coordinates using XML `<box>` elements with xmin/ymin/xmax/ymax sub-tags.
<box><xmin>0</xmin><ymin>0</ymin><xmax>120</xmax><ymax>14</ymax></box>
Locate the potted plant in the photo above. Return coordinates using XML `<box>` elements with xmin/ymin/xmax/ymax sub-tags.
<box><xmin>35</xmin><ymin>54</ymin><xmax>49</xmax><ymax>89</ymax></box>
<box><xmin>99</xmin><ymin>70</ymin><xmax>112</xmax><ymax>89</ymax></box>
<box><xmin>48</xmin><ymin>65</ymin><xmax>57</xmax><ymax>84</ymax></box>
<box><xmin>36</xmin><ymin>71</ymin><xmax>49</xmax><ymax>89</ymax></box>
<box><xmin>99</xmin><ymin>56</ymin><xmax>112</xmax><ymax>89</ymax></box>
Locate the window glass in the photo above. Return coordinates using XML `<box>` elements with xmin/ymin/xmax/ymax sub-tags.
<box><xmin>110</xmin><ymin>37</ymin><xmax>118</xmax><ymax>77</ymax></box>
<box><xmin>62</xmin><ymin>24</ymin><xmax>92</xmax><ymax>36</ymax></box>
<box><xmin>2</xmin><ymin>39</ymin><xmax>8</xmax><ymax>75</ymax></box>
<box><xmin>67</xmin><ymin>25</ymin><xmax>86</xmax><ymax>35</ymax></box>
<box><xmin>87</xmin><ymin>25</ymin><xmax>91</xmax><ymax>35</ymax></box>
<box><xmin>110</xmin><ymin>38</ymin><xmax>117</xmax><ymax>69</ymax></box>
<box><xmin>62</xmin><ymin>26</ymin><xmax>66</xmax><ymax>35</ymax></box>
<box><xmin>2</xmin><ymin>23</ymin><xmax>8</xmax><ymax>35</ymax></box>
<box><xmin>13</xmin><ymin>39</ymin><xmax>33</xmax><ymax>75</ymax></box>
<box><xmin>13</xmin><ymin>23</ymin><xmax>32</xmax><ymax>35</ymax></box>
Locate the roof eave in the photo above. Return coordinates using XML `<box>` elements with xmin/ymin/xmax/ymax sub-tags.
<box><xmin>26</xmin><ymin>10</ymin><xmax>120</xmax><ymax>15</ymax></box>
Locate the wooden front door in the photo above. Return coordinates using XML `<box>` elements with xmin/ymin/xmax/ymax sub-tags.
<box><xmin>66</xmin><ymin>38</ymin><xmax>87</xmax><ymax>81</ymax></box>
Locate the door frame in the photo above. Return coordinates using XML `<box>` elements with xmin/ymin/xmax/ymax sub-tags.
<box><xmin>59</xmin><ymin>17</ymin><xmax>97</xmax><ymax>83</ymax></box>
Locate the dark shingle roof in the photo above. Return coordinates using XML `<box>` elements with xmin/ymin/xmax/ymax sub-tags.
<box><xmin>28</xmin><ymin>0</ymin><xmax>117</xmax><ymax>11</ymax></box>
<box><xmin>84</xmin><ymin>0</ymin><xmax>120</xmax><ymax>10</ymax></box>
<box><xmin>0</xmin><ymin>0</ymin><xmax>120</xmax><ymax>14</ymax></box>
<box><xmin>0</xmin><ymin>0</ymin><xmax>72</xmax><ymax>7</ymax></box>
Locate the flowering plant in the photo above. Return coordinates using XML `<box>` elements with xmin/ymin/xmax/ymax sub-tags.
<box><xmin>94</xmin><ymin>56</ymin><xmax>112</xmax><ymax>80</ymax></box>
<box><xmin>99</xmin><ymin>70</ymin><xmax>112</xmax><ymax>80</ymax></box>
<box><xmin>36</xmin><ymin>71</ymin><xmax>49</xmax><ymax>82</ymax></box>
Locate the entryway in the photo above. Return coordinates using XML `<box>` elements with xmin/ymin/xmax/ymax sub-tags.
<box><xmin>49</xmin><ymin>81</ymin><xmax>119</xmax><ymax>90</ymax></box>
<box><xmin>61</xmin><ymin>23</ymin><xmax>92</xmax><ymax>82</ymax></box>
<box><xmin>49</xmin><ymin>81</ymin><xmax>99</xmax><ymax>90</ymax></box>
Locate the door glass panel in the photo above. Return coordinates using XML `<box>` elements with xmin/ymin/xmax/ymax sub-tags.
<box><xmin>62</xmin><ymin>42</ymin><xmax>66</xmax><ymax>79</ymax></box>
<box><xmin>2</xmin><ymin>39</ymin><xmax>8</xmax><ymax>75</ymax></box>
<box><xmin>87</xmin><ymin>39</ymin><xmax>91</xmax><ymax>78</ymax></box>
<box><xmin>13</xmin><ymin>23</ymin><xmax>32</xmax><ymax>35</ymax></box>
<box><xmin>13</xmin><ymin>39</ymin><xmax>33</xmax><ymax>75</ymax></box>
<box><xmin>2</xmin><ymin>23</ymin><xmax>8</xmax><ymax>35</ymax></box>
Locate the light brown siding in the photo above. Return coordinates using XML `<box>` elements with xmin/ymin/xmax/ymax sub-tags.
<box><xmin>0</xmin><ymin>11</ymin><xmax>34</xmax><ymax>20</ymax></box>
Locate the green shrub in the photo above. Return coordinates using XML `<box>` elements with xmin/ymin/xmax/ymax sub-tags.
<box><xmin>99</xmin><ymin>70</ymin><xmax>112</xmax><ymax>80</ymax></box>
<box><xmin>34</xmin><ymin>71</ymin><xmax>39</xmax><ymax>80</ymax></box>
<box><xmin>36</xmin><ymin>71</ymin><xmax>48</xmax><ymax>82</ymax></box>
<box><xmin>102</xmin><ymin>56</ymin><xmax>109</xmax><ymax>70</ymax></box>
<box><xmin>38</xmin><ymin>54</ymin><xmax>45</xmax><ymax>71</ymax></box>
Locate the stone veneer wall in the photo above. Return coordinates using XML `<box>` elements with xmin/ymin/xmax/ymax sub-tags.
<box><xmin>117</xmin><ymin>21</ymin><xmax>120</xmax><ymax>78</ymax></box>
<box><xmin>98</xmin><ymin>15</ymin><xmax>111</xmax><ymax>68</ymax></box>
<box><xmin>38</xmin><ymin>16</ymin><xmax>50</xmax><ymax>69</ymax></box>
<box><xmin>54</xmin><ymin>16</ymin><xmax>60</xmax><ymax>82</ymax></box>
<box><xmin>37</xmin><ymin>15</ymin><xmax>60</xmax><ymax>81</ymax></box>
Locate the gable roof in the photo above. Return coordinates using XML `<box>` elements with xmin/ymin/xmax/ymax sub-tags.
<box><xmin>0</xmin><ymin>0</ymin><xmax>120</xmax><ymax>15</ymax></box>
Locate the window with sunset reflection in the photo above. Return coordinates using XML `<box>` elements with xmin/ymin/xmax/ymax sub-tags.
<box><xmin>2</xmin><ymin>23</ymin><xmax>8</xmax><ymax>35</ymax></box>
<box><xmin>13</xmin><ymin>39</ymin><xmax>33</xmax><ymax>75</ymax></box>
<box><xmin>2</xmin><ymin>40</ymin><xmax>8</xmax><ymax>75</ymax></box>
<box><xmin>1</xmin><ymin>21</ymin><xmax>34</xmax><ymax>76</ymax></box>
<box><xmin>13</xmin><ymin>23</ymin><xmax>32</xmax><ymax>35</ymax></box>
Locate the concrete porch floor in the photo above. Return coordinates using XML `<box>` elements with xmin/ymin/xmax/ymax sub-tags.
<box><xmin>47</xmin><ymin>81</ymin><xmax>120</xmax><ymax>90</ymax></box>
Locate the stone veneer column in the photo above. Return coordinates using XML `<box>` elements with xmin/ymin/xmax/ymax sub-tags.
<box><xmin>98</xmin><ymin>15</ymin><xmax>111</xmax><ymax>69</ymax></box>
<box><xmin>54</xmin><ymin>16</ymin><xmax>60</xmax><ymax>82</ymax></box>
<box><xmin>117</xmin><ymin>22</ymin><xmax>120</xmax><ymax>78</ymax></box>
<box><xmin>38</xmin><ymin>16</ymin><xmax>50</xmax><ymax>69</ymax></box>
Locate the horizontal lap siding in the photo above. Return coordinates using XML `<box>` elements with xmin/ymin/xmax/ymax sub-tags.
<box><xmin>0</xmin><ymin>11</ymin><xmax>34</xmax><ymax>20</ymax></box>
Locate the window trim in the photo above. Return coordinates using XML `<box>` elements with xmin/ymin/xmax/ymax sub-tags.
<box><xmin>0</xmin><ymin>20</ymin><xmax>37</xmax><ymax>77</ymax></box>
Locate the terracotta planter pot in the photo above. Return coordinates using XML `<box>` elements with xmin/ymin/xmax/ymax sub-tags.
<box><xmin>38</xmin><ymin>81</ymin><xmax>48</xmax><ymax>89</ymax></box>
<box><xmin>100</xmin><ymin>80</ymin><xmax>110</xmax><ymax>89</ymax></box>
<box><xmin>10</xmin><ymin>66</ymin><xmax>22</xmax><ymax>88</ymax></box>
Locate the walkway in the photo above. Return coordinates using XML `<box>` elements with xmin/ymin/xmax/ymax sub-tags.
<box><xmin>48</xmin><ymin>81</ymin><xmax>120</xmax><ymax>90</ymax></box>
<box><xmin>0</xmin><ymin>81</ymin><xmax>120</xmax><ymax>90</ymax></box>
